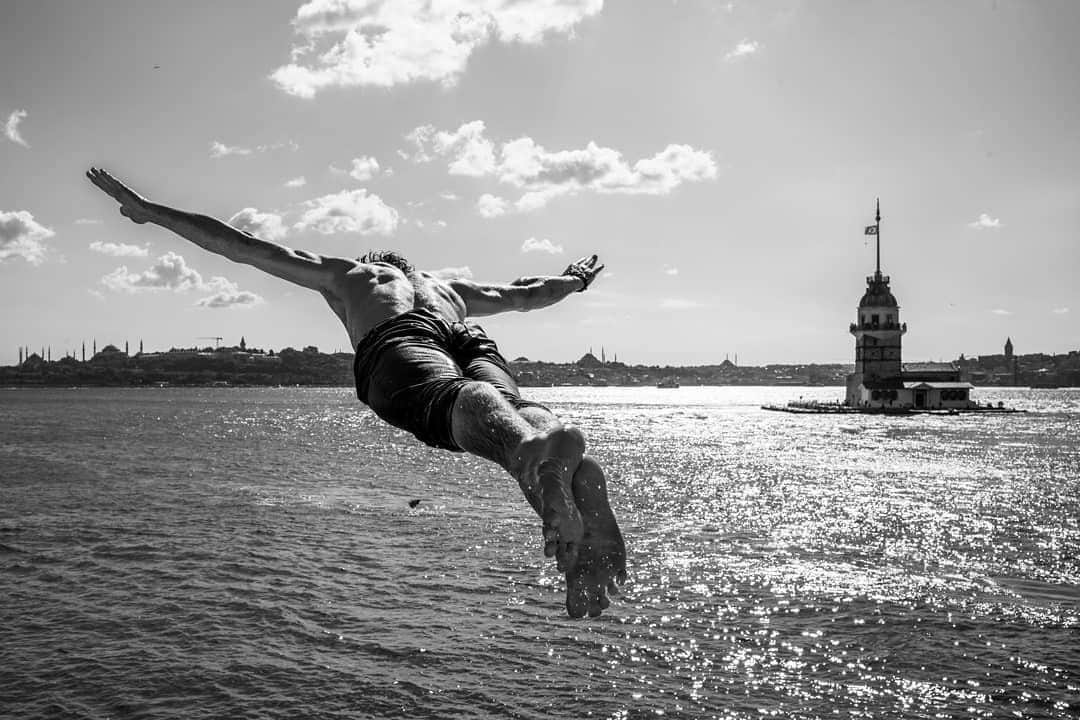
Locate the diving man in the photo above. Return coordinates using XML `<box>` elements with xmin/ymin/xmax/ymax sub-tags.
<box><xmin>87</xmin><ymin>167</ymin><xmax>626</xmax><ymax>618</ymax></box>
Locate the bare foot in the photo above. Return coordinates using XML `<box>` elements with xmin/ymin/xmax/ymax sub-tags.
<box><xmin>515</xmin><ymin>427</ymin><xmax>586</xmax><ymax>572</ymax></box>
<box><xmin>564</xmin><ymin>456</ymin><xmax>627</xmax><ymax>618</ymax></box>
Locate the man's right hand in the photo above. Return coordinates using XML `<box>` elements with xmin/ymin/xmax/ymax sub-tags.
<box><xmin>86</xmin><ymin>168</ymin><xmax>154</xmax><ymax>224</ymax></box>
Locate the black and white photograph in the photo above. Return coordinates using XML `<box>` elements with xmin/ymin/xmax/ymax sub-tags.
<box><xmin>2</xmin><ymin>1</ymin><xmax>1078</xmax><ymax>718</ymax></box>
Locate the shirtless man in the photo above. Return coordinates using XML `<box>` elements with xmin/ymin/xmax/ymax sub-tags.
<box><xmin>87</xmin><ymin>167</ymin><xmax>626</xmax><ymax>618</ymax></box>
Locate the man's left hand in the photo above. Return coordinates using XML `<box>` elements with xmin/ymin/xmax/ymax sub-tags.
<box><xmin>562</xmin><ymin>254</ymin><xmax>604</xmax><ymax>292</ymax></box>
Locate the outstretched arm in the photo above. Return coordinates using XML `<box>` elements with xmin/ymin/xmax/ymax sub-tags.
<box><xmin>449</xmin><ymin>255</ymin><xmax>605</xmax><ymax>317</ymax></box>
<box><xmin>86</xmin><ymin>167</ymin><xmax>338</xmax><ymax>291</ymax></box>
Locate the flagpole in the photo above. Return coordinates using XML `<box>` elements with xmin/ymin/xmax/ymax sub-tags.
<box><xmin>875</xmin><ymin>198</ymin><xmax>881</xmax><ymax>277</ymax></box>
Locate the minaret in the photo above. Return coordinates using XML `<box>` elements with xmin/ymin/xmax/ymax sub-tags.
<box><xmin>139</xmin><ymin>339</ymin><xmax>144</xmax><ymax>354</ymax></box>
<box><xmin>48</xmin><ymin>346</ymin><xmax>51</xmax><ymax>362</ymax></box>
<box><xmin>82</xmin><ymin>342</ymin><xmax>86</xmax><ymax>362</ymax></box>
<box><xmin>18</xmin><ymin>347</ymin><xmax>23</xmax><ymax>365</ymax></box>
<box><xmin>93</xmin><ymin>339</ymin><xmax>97</xmax><ymax>355</ymax></box>
<box><xmin>1004</xmin><ymin>337</ymin><xmax>1013</xmax><ymax>360</ymax></box>
<box><xmin>847</xmin><ymin>199</ymin><xmax>906</xmax><ymax>405</ymax></box>
<box><xmin>125</xmin><ymin>341</ymin><xmax>129</xmax><ymax>356</ymax></box>
<box><xmin>601</xmin><ymin>346</ymin><xmax>605</xmax><ymax>364</ymax></box>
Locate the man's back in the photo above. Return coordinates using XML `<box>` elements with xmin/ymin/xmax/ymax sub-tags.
<box><xmin>331</xmin><ymin>262</ymin><xmax>469</xmax><ymax>348</ymax></box>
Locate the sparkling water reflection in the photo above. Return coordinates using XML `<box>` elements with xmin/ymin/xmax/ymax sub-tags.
<box><xmin>1</xmin><ymin>386</ymin><xmax>1077</xmax><ymax>719</ymax></box>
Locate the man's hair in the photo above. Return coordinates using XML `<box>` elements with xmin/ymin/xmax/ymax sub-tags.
<box><xmin>358</xmin><ymin>250</ymin><xmax>414</xmax><ymax>274</ymax></box>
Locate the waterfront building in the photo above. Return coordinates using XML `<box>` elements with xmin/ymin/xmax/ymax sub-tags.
<box><xmin>844</xmin><ymin>201</ymin><xmax>974</xmax><ymax>410</ymax></box>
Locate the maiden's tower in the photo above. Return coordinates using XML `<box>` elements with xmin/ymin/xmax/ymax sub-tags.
<box><xmin>844</xmin><ymin>201</ymin><xmax>974</xmax><ymax>410</ymax></box>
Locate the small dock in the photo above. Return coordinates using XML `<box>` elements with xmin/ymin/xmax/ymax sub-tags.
<box><xmin>762</xmin><ymin>401</ymin><xmax>1025</xmax><ymax>415</ymax></box>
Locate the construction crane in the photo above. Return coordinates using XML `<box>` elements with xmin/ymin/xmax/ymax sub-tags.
<box><xmin>197</xmin><ymin>336</ymin><xmax>224</xmax><ymax>349</ymax></box>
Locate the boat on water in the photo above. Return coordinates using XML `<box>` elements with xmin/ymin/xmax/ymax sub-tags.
<box><xmin>656</xmin><ymin>377</ymin><xmax>680</xmax><ymax>388</ymax></box>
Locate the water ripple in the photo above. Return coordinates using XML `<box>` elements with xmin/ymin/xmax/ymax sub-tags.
<box><xmin>1</xmin><ymin>386</ymin><xmax>1077</xmax><ymax>719</ymax></box>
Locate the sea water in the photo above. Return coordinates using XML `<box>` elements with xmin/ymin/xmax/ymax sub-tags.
<box><xmin>1</xmin><ymin>386</ymin><xmax>1077</xmax><ymax>719</ymax></box>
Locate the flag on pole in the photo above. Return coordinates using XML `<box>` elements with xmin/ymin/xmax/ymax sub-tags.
<box><xmin>864</xmin><ymin>225</ymin><xmax>878</xmax><ymax>235</ymax></box>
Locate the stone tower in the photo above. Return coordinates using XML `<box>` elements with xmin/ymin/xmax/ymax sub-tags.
<box><xmin>1004</xmin><ymin>337</ymin><xmax>1013</xmax><ymax>360</ymax></box>
<box><xmin>846</xmin><ymin>200</ymin><xmax>907</xmax><ymax>406</ymax></box>
<box><xmin>850</xmin><ymin>272</ymin><xmax>905</xmax><ymax>382</ymax></box>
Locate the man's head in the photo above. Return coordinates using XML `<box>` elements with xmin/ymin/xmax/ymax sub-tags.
<box><xmin>358</xmin><ymin>250</ymin><xmax>414</xmax><ymax>274</ymax></box>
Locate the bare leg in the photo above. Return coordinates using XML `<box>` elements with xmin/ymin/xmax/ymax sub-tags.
<box><xmin>519</xmin><ymin>406</ymin><xmax>628</xmax><ymax>618</ymax></box>
<box><xmin>449</xmin><ymin>382</ymin><xmax>584</xmax><ymax>570</ymax></box>
<box><xmin>564</xmin><ymin>456</ymin><xmax>627</xmax><ymax>618</ymax></box>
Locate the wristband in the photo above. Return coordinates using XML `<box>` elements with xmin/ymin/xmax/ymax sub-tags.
<box><xmin>562</xmin><ymin>267</ymin><xmax>591</xmax><ymax>292</ymax></box>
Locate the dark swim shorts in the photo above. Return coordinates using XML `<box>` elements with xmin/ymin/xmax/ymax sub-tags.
<box><xmin>353</xmin><ymin>308</ymin><xmax>549</xmax><ymax>451</ymax></box>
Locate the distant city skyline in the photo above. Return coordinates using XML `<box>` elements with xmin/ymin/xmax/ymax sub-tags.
<box><xmin>2</xmin><ymin>1</ymin><xmax>1078</xmax><ymax>366</ymax></box>
<box><xmin>7</xmin><ymin>331</ymin><xmax>1041</xmax><ymax>369</ymax></box>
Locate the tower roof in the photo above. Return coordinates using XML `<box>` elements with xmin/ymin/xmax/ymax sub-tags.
<box><xmin>859</xmin><ymin>273</ymin><xmax>898</xmax><ymax>308</ymax></box>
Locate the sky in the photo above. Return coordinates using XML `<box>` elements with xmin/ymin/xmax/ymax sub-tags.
<box><xmin>2</xmin><ymin>0</ymin><xmax>1078</xmax><ymax>367</ymax></box>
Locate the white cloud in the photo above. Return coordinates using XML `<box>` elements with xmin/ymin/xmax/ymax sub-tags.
<box><xmin>102</xmin><ymin>251</ymin><xmax>207</xmax><ymax>292</ymax></box>
<box><xmin>74</xmin><ymin>218</ymin><xmax>102</xmax><ymax>225</ymax></box>
<box><xmin>349</xmin><ymin>155</ymin><xmax>381</xmax><ymax>181</ymax></box>
<box><xmin>412</xmin><ymin>122</ymin><xmax>718</xmax><ymax>210</ymax></box>
<box><xmin>228</xmin><ymin>207</ymin><xmax>288</xmax><ymax>241</ymax></box>
<box><xmin>210</xmin><ymin>141</ymin><xmax>252</xmax><ymax>158</ymax></box>
<box><xmin>196</xmin><ymin>278</ymin><xmax>263</xmax><ymax>308</ymax></box>
<box><xmin>476</xmin><ymin>193</ymin><xmax>508</xmax><ymax>218</ymax></box>
<box><xmin>89</xmin><ymin>240</ymin><xmax>149</xmax><ymax>257</ymax></box>
<box><xmin>437</xmin><ymin>121</ymin><xmax>497</xmax><ymax>176</ymax></box>
<box><xmin>968</xmin><ymin>213</ymin><xmax>1002</xmax><ymax>229</ymax></box>
<box><xmin>660</xmin><ymin>298</ymin><xmax>705</xmax><ymax>309</ymax></box>
<box><xmin>724</xmin><ymin>39</ymin><xmax>760</xmax><ymax>61</ymax></box>
<box><xmin>271</xmin><ymin>0</ymin><xmax>604</xmax><ymax>97</ymax></box>
<box><xmin>1052</xmin><ymin>307</ymin><xmax>1069</xmax><ymax>314</ymax></box>
<box><xmin>294</xmin><ymin>188</ymin><xmax>399</xmax><ymax>235</ymax></box>
<box><xmin>403</xmin><ymin>125</ymin><xmax>436</xmax><ymax>162</ymax></box>
<box><xmin>431</xmin><ymin>265</ymin><xmax>473</xmax><ymax>280</ymax></box>
<box><xmin>0</xmin><ymin>209</ymin><xmax>54</xmax><ymax>264</ymax></box>
<box><xmin>664</xmin><ymin>265</ymin><xmax>679</xmax><ymax>276</ymax></box>
<box><xmin>521</xmin><ymin>237</ymin><xmax>564</xmax><ymax>254</ymax></box>
<box><xmin>439</xmin><ymin>191</ymin><xmax>459</xmax><ymax>201</ymax></box>
<box><xmin>514</xmin><ymin>188</ymin><xmax>565</xmax><ymax>213</ymax></box>
<box><xmin>210</xmin><ymin>139</ymin><xmax>298</xmax><ymax>158</ymax></box>
<box><xmin>4</xmin><ymin>110</ymin><xmax>29</xmax><ymax>147</ymax></box>
<box><xmin>101</xmin><ymin>251</ymin><xmax>262</xmax><ymax>308</ymax></box>
<box><xmin>285</xmin><ymin>176</ymin><xmax>307</xmax><ymax>188</ymax></box>
<box><xmin>991</xmin><ymin>308</ymin><xmax>1012</xmax><ymax>315</ymax></box>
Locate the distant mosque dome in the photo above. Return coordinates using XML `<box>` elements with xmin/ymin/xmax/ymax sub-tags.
<box><xmin>858</xmin><ymin>275</ymin><xmax>898</xmax><ymax>308</ymax></box>
<box><xmin>576</xmin><ymin>352</ymin><xmax>602</xmax><ymax>367</ymax></box>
